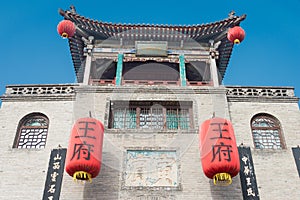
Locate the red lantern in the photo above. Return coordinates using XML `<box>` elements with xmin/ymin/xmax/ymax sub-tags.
<box><xmin>65</xmin><ymin>118</ymin><xmax>104</xmax><ymax>182</ymax></box>
<box><xmin>199</xmin><ymin>117</ymin><xmax>240</xmax><ymax>186</ymax></box>
<box><xmin>57</xmin><ymin>20</ymin><xmax>76</xmax><ymax>38</ymax></box>
<box><xmin>227</xmin><ymin>26</ymin><xmax>245</xmax><ymax>44</ymax></box>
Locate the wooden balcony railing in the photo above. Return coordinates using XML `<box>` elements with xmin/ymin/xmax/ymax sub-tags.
<box><xmin>122</xmin><ymin>80</ymin><xmax>180</xmax><ymax>86</ymax></box>
<box><xmin>89</xmin><ymin>79</ymin><xmax>213</xmax><ymax>86</ymax></box>
<box><xmin>187</xmin><ymin>81</ymin><xmax>213</xmax><ymax>86</ymax></box>
<box><xmin>90</xmin><ymin>79</ymin><xmax>116</xmax><ymax>86</ymax></box>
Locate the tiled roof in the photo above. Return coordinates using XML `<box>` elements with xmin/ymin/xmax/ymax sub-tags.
<box><xmin>59</xmin><ymin>8</ymin><xmax>246</xmax><ymax>81</ymax></box>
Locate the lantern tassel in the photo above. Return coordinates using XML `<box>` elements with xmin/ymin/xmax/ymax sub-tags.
<box><xmin>73</xmin><ymin>171</ymin><xmax>92</xmax><ymax>183</ymax></box>
<box><xmin>213</xmin><ymin>173</ymin><xmax>232</xmax><ymax>186</ymax></box>
<box><xmin>234</xmin><ymin>39</ymin><xmax>240</xmax><ymax>44</ymax></box>
<box><xmin>61</xmin><ymin>32</ymin><xmax>69</xmax><ymax>38</ymax></box>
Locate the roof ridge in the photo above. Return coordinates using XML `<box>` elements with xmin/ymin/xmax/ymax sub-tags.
<box><xmin>59</xmin><ymin>8</ymin><xmax>246</xmax><ymax>28</ymax></box>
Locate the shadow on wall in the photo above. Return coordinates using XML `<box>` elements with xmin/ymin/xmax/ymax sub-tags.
<box><xmin>210</xmin><ymin>176</ymin><xmax>243</xmax><ymax>200</ymax></box>
<box><xmin>83</xmin><ymin>152</ymin><xmax>120</xmax><ymax>200</ymax></box>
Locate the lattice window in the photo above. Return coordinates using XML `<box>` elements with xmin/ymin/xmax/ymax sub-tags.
<box><xmin>109</xmin><ymin>101</ymin><xmax>193</xmax><ymax>130</ymax></box>
<box><xmin>14</xmin><ymin>113</ymin><xmax>49</xmax><ymax>149</ymax></box>
<box><xmin>113</xmin><ymin>108</ymin><xmax>137</xmax><ymax>129</ymax></box>
<box><xmin>166</xmin><ymin>108</ymin><xmax>190</xmax><ymax>130</ymax></box>
<box><xmin>251</xmin><ymin>114</ymin><xmax>284</xmax><ymax>149</ymax></box>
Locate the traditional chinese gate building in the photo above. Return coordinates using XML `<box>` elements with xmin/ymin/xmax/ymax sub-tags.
<box><xmin>0</xmin><ymin>6</ymin><xmax>299</xmax><ymax>200</ymax></box>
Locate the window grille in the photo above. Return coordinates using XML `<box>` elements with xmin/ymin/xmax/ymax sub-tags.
<box><xmin>14</xmin><ymin>113</ymin><xmax>49</xmax><ymax>148</ymax></box>
<box><xmin>140</xmin><ymin>107</ymin><xmax>164</xmax><ymax>129</ymax></box>
<box><xmin>251</xmin><ymin>114</ymin><xmax>284</xmax><ymax>149</ymax></box>
<box><xmin>109</xmin><ymin>101</ymin><xmax>193</xmax><ymax>130</ymax></box>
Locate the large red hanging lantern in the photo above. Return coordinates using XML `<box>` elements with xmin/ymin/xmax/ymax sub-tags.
<box><xmin>199</xmin><ymin>117</ymin><xmax>240</xmax><ymax>186</ymax></box>
<box><xmin>65</xmin><ymin>118</ymin><xmax>104</xmax><ymax>182</ymax></box>
<box><xmin>227</xmin><ymin>26</ymin><xmax>245</xmax><ymax>44</ymax></box>
<box><xmin>57</xmin><ymin>20</ymin><xmax>76</xmax><ymax>38</ymax></box>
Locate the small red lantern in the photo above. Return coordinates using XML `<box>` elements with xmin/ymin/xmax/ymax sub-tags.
<box><xmin>227</xmin><ymin>26</ymin><xmax>245</xmax><ymax>44</ymax></box>
<box><xmin>65</xmin><ymin>118</ymin><xmax>104</xmax><ymax>182</ymax></box>
<box><xmin>57</xmin><ymin>20</ymin><xmax>76</xmax><ymax>38</ymax></box>
<box><xmin>199</xmin><ymin>117</ymin><xmax>240</xmax><ymax>186</ymax></box>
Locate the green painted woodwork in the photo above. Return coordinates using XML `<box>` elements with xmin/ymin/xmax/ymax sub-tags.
<box><xmin>116</xmin><ymin>54</ymin><xmax>123</xmax><ymax>86</ymax></box>
<box><xmin>179</xmin><ymin>54</ymin><xmax>187</xmax><ymax>86</ymax></box>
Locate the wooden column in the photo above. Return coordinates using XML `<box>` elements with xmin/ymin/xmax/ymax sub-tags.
<box><xmin>210</xmin><ymin>56</ymin><xmax>219</xmax><ymax>87</ymax></box>
<box><xmin>83</xmin><ymin>50</ymin><xmax>93</xmax><ymax>85</ymax></box>
<box><xmin>179</xmin><ymin>54</ymin><xmax>187</xmax><ymax>86</ymax></box>
<box><xmin>115</xmin><ymin>54</ymin><xmax>124</xmax><ymax>86</ymax></box>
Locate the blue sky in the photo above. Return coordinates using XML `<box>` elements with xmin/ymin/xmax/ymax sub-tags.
<box><xmin>0</xmin><ymin>0</ymin><xmax>299</xmax><ymax>105</ymax></box>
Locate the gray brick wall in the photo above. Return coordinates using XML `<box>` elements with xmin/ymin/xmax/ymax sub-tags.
<box><xmin>0</xmin><ymin>100</ymin><xmax>74</xmax><ymax>200</ymax></box>
<box><xmin>0</xmin><ymin>85</ymin><xmax>299</xmax><ymax>200</ymax></box>
<box><xmin>228</xmin><ymin>101</ymin><xmax>300</xmax><ymax>199</ymax></box>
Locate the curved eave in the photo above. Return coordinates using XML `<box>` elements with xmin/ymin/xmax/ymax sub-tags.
<box><xmin>218</xmin><ymin>38</ymin><xmax>234</xmax><ymax>79</ymax></box>
<box><xmin>59</xmin><ymin>9</ymin><xmax>246</xmax><ymax>81</ymax></box>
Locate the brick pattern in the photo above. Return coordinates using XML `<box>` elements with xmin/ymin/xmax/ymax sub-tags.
<box><xmin>227</xmin><ymin>86</ymin><xmax>295</xmax><ymax>97</ymax></box>
<box><xmin>5</xmin><ymin>85</ymin><xmax>75</xmax><ymax>95</ymax></box>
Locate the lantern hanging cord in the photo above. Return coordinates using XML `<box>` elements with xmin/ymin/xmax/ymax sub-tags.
<box><xmin>73</xmin><ymin>171</ymin><xmax>92</xmax><ymax>183</ymax></box>
<box><xmin>213</xmin><ymin>173</ymin><xmax>232</xmax><ymax>186</ymax></box>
